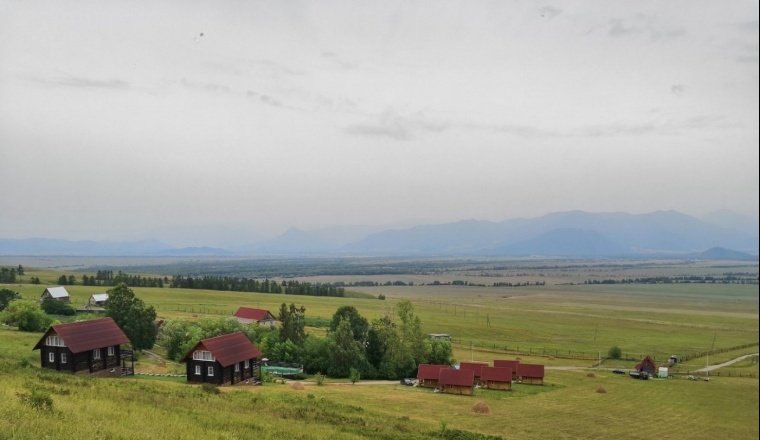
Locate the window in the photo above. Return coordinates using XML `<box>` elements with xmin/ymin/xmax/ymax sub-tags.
<box><xmin>244</xmin><ymin>360</ymin><xmax>249</xmax><ymax>368</ymax></box>
<box><xmin>61</xmin><ymin>353</ymin><xmax>67</xmax><ymax>363</ymax></box>
<box><xmin>108</xmin><ymin>346</ymin><xmax>115</xmax><ymax>356</ymax></box>
<box><xmin>46</xmin><ymin>335</ymin><xmax>65</xmax><ymax>347</ymax></box>
<box><xmin>192</xmin><ymin>350</ymin><xmax>214</xmax><ymax>361</ymax></box>
<box><xmin>195</xmin><ymin>365</ymin><xmax>201</xmax><ymax>375</ymax></box>
<box><xmin>93</xmin><ymin>348</ymin><xmax>101</xmax><ymax>360</ymax></box>
<box><xmin>207</xmin><ymin>366</ymin><xmax>214</xmax><ymax>376</ymax></box>
<box><xmin>48</xmin><ymin>352</ymin><xmax>55</xmax><ymax>363</ymax></box>
<box><xmin>235</xmin><ymin>363</ymin><xmax>240</xmax><ymax>372</ymax></box>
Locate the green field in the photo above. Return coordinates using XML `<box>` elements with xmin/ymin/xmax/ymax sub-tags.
<box><xmin>1</xmin><ymin>259</ymin><xmax>758</xmax><ymax>439</ymax></box>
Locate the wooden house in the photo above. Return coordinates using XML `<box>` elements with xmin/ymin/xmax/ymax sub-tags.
<box><xmin>494</xmin><ymin>359</ymin><xmax>520</xmax><ymax>380</ymax></box>
<box><xmin>516</xmin><ymin>363</ymin><xmax>545</xmax><ymax>385</ymax></box>
<box><xmin>89</xmin><ymin>293</ymin><xmax>109</xmax><ymax>307</ymax></box>
<box><xmin>181</xmin><ymin>331</ymin><xmax>262</xmax><ymax>386</ymax></box>
<box><xmin>416</xmin><ymin>363</ymin><xmax>450</xmax><ymax>388</ymax></box>
<box><xmin>232</xmin><ymin>307</ymin><xmax>277</xmax><ymax>327</ymax></box>
<box><xmin>438</xmin><ymin>368</ymin><xmax>475</xmax><ymax>395</ymax></box>
<box><xmin>458</xmin><ymin>361</ymin><xmax>488</xmax><ymax>385</ymax></box>
<box><xmin>480</xmin><ymin>366</ymin><xmax>513</xmax><ymax>390</ymax></box>
<box><xmin>33</xmin><ymin>317</ymin><xmax>131</xmax><ymax>376</ymax></box>
<box><xmin>40</xmin><ymin>286</ymin><xmax>70</xmax><ymax>303</ymax></box>
<box><xmin>634</xmin><ymin>355</ymin><xmax>657</xmax><ymax>376</ymax></box>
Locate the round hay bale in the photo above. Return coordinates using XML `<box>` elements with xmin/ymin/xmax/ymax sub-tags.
<box><xmin>515</xmin><ymin>357</ymin><xmax>522</xmax><ymax>361</ymax></box>
<box><xmin>587</xmin><ymin>372</ymin><xmax>596</xmax><ymax>378</ymax></box>
<box><xmin>471</xmin><ymin>401</ymin><xmax>490</xmax><ymax>415</ymax></box>
<box><xmin>290</xmin><ymin>382</ymin><xmax>305</xmax><ymax>390</ymax></box>
<box><xmin>548</xmin><ymin>356</ymin><xmax>555</xmax><ymax>361</ymax></box>
<box><xmin>596</xmin><ymin>386</ymin><xmax>607</xmax><ymax>394</ymax></box>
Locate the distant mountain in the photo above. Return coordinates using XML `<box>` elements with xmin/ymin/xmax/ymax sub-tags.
<box><xmin>156</xmin><ymin>246</ymin><xmax>235</xmax><ymax>257</ymax></box>
<box><xmin>486</xmin><ymin>228</ymin><xmax>629</xmax><ymax>257</ymax></box>
<box><xmin>0</xmin><ymin>238</ymin><xmax>171</xmax><ymax>256</ymax></box>
<box><xmin>695</xmin><ymin>247</ymin><xmax>757</xmax><ymax>261</ymax></box>
<box><xmin>700</xmin><ymin>210</ymin><xmax>759</xmax><ymax>237</ymax></box>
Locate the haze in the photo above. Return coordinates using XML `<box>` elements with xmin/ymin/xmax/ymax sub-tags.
<box><xmin>1</xmin><ymin>1</ymin><xmax>758</xmax><ymax>247</ymax></box>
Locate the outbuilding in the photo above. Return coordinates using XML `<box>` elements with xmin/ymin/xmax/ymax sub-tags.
<box><xmin>416</xmin><ymin>363</ymin><xmax>450</xmax><ymax>388</ymax></box>
<box><xmin>458</xmin><ymin>361</ymin><xmax>488</xmax><ymax>385</ymax></box>
<box><xmin>494</xmin><ymin>359</ymin><xmax>520</xmax><ymax>380</ymax></box>
<box><xmin>89</xmin><ymin>293</ymin><xmax>109</xmax><ymax>307</ymax></box>
<box><xmin>516</xmin><ymin>363</ymin><xmax>545</xmax><ymax>385</ymax></box>
<box><xmin>40</xmin><ymin>286</ymin><xmax>70</xmax><ymax>303</ymax></box>
<box><xmin>232</xmin><ymin>307</ymin><xmax>277</xmax><ymax>327</ymax></box>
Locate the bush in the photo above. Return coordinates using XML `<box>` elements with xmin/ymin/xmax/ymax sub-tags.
<box><xmin>349</xmin><ymin>367</ymin><xmax>361</xmax><ymax>384</ymax></box>
<box><xmin>607</xmin><ymin>346</ymin><xmax>622</xmax><ymax>359</ymax></box>
<box><xmin>41</xmin><ymin>299</ymin><xmax>76</xmax><ymax>316</ymax></box>
<box><xmin>201</xmin><ymin>383</ymin><xmax>220</xmax><ymax>394</ymax></box>
<box><xmin>16</xmin><ymin>390</ymin><xmax>53</xmax><ymax>411</ymax></box>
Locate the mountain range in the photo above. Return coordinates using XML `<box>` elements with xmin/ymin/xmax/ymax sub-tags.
<box><xmin>1</xmin><ymin>210</ymin><xmax>757</xmax><ymax>259</ymax></box>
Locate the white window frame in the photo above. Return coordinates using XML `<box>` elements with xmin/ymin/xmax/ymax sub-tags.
<box><xmin>195</xmin><ymin>365</ymin><xmax>201</xmax><ymax>375</ymax></box>
<box><xmin>93</xmin><ymin>348</ymin><xmax>101</xmax><ymax>360</ymax></box>
<box><xmin>235</xmin><ymin>363</ymin><xmax>240</xmax><ymax>372</ymax></box>
<box><xmin>46</xmin><ymin>335</ymin><xmax>65</xmax><ymax>347</ymax></box>
<box><xmin>207</xmin><ymin>366</ymin><xmax>214</xmax><ymax>376</ymax></box>
<box><xmin>192</xmin><ymin>350</ymin><xmax>215</xmax><ymax>361</ymax></box>
<box><xmin>61</xmin><ymin>353</ymin><xmax>67</xmax><ymax>363</ymax></box>
<box><xmin>244</xmin><ymin>360</ymin><xmax>249</xmax><ymax>368</ymax></box>
<box><xmin>48</xmin><ymin>352</ymin><xmax>55</xmax><ymax>363</ymax></box>
<box><xmin>108</xmin><ymin>346</ymin><xmax>115</xmax><ymax>356</ymax></box>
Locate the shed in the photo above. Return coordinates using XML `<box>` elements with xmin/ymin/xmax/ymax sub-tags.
<box><xmin>458</xmin><ymin>361</ymin><xmax>489</xmax><ymax>385</ymax></box>
<box><xmin>480</xmin><ymin>366</ymin><xmax>513</xmax><ymax>391</ymax></box>
<box><xmin>635</xmin><ymin>355</ymin><xmax>657</xmax><ymax>376</ymax></box>
<box><xmin>438</xmin><ymin>369</ymin><xmax>475</xmax><ymax>395</ymax></box>
<box><xmin>41</xmin><ymin>286</ymin><xmax>70</xmax><ymax>303</ymax></box>
<box><xmin>89</xmin><ymin>293</ymin><xmax>109</xmax><ymax>307</ymax></box>
<box><xmin>181</xmin><ymin>331</ymin><xmax>262</xmax><ymax>386</ymax></box>
<box><xmin>416</xmin><ymin>364</ymin><xmax>450</xmax><ymax>388</ymax></box>
<box><xmin>658</xmin><ymin>367</ymin><xmax>669</xmax><ymax>378</ymax></box>
<box><xmin>428</xmin><ymin>333</ymin><xmax>451</xmax><ymax>340</ymax></box>
<box><xmin>494</xmin><ymin>359</ymin><xmax>520</xmax><ymax>380</ymax></box>
<box><xmin>33</xmin><ymin>317</ymin><xmax>131</xmax><ymax>376</ymax></box>
<box><xmin>516</xmin><ymin>363</ymin><xmax>545</xmax><ymax>385</ymax></box>
<box><xmin>233</xmin><ymin>307</ymin><xmax>277</xmax><ymax>327</ymax></box>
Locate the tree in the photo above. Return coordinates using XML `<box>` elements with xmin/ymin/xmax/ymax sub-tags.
<box><xmin>277</xmin><ymin>303</ymin><xmax>306</xmax><ymax>346</ymax></box>
<box><xmin>17</xmin><ymin>265</ymin><xmax>24</xmax><ymax>276</ymax></box>
<box><xmin>327</xmin><ymin>317</ymin><xmax>367</xmax><ymax>378</ymax></box>
<box><xmin>0</xmin><ymin>299</ymin><xmax>53</xmax><ymax>332</ymax></box>
<box><xmin>40</xmin><ymin>299</ymin><xmax>76</xmax><ymax>316</ymax></box>
<box><xmin>608</xmin><ymin>346</ymin><xmax>622</xmax><ymax>359</ymax></box>
<box><xmin>329</xmin><ymin>305</ymin><xmax>369</xmax><ymax>343</ymax></box>
<box><xmin>104</xmin><ymin>283</ymin><xmax>157</xmax><ymax>351</ymax></box>
<box><xmin>427</xmin><ymin>338</ymin><xmax>454</xmax><ymax>366</ymax></box>
<box><xmin>0</xmin><ymin>288</ymin><xmax>21</xmax><ymax>312</ymax></box>
<box><xmin>57</xmin><ymin>275</ymin><xmax>68</xmax><ymax>285</ymax></box>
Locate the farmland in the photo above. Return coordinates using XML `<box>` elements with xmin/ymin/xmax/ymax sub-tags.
<box><xmin>0</xmin><ymin>257</ymin><xmax>758</xmax><ymax>439</ymax></box>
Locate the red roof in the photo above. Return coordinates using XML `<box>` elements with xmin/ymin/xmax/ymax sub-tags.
<box><xmin>416</xmin><ymin>364</ymin><xmax>450</xmax><ymax>380</ymax></box>
<box><xmin>33</xmin><ymin>317</ymin><xmax>130</xmax><ymax>354</ymax></box>
<box><xmin>233</xmin><ymin>307</ymin><xmax>275</xmax><ymax>321</ymax></box>
<box><xmin>181</xmin><ymin>331</ymin><xmax>262</xmax><ymax>367</ymax></box>
<box><xmin>458</xmin><ymin>362</ymin><xmax>488</xmax><ymax>377</ymax></box>
<box><xmin>439</xmin><ymin>369</ymin><xmax>475</xmax><ymax>387</ymax></box>
<box><xmin>481</xmin><ymin>366</ymin><xmax>513</xmax><ymax>383</ymax></box>
<box><xmin>494</xmin><ymin>359</ymin><xmax>520</xmax><ymax>370</ymax></box>
<box><xmin>517</xmin><ymin>363</ymin><xmax>545</xmax><ymax>378</ymax></box>
<box><xmin>635</xmin><ymin>355</ymin><xmax>657</xmax><ymax>371</ymax></box>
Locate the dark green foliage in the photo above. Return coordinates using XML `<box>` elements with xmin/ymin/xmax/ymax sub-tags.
<box><xmin>0</xmin><ymin>267</ymin><xmax>17</xmax><ymax>283</ymax></box>
<box><xmin>0</xmin><ymin>299</ymin><xmax>53</xmax><ymax>332</ymax></box>
<box><xmin>278</xmin><ymin>303</ymin><xmax>306</xmax><ymax>345</ymax></box>
<box><xmin>57</xmin><ymin>275</ymin><xmax>68</xmax><ymax>285</ymax></box>
<box><xmin>0</xmin><ymin>288</ymin><xmax>20</xmax><ymax>311</ymax></box>
<box><xmin>157</xmin><ymin>317</ymin><xmax>258</xmax><ymax>361</ymax></box>
<box><xmin>329</xmin><ymin>305</ymin><xmax>369</xmax><ymax>343</ymax></box>
<box><xmin>202</xmin><ymin>383</ymin><xmax>220</xmax><ymax>394</ymax></box>
<box><xmin>40</xmin><ymin>299</ymin><xmax>76</xmax><ymax>316</ymax></box>
<box><xmin>427</xmin><ymin>338</ymin><xmax>454</xmax><ymax>366</ymax></box>
<box><xmin>433</xmin><ymin>427</ymin><xmax>503</xmax><ymax>440</ymax></box>
<box><xmin>105</xmin><ymin>283</ymin><xmax>157</xmax><ymax>351</ymax></box>
<box><xmin>608</xmin><ymin>346</ymin><xmax>622</xmax><ymax>359</ymax></box>
<box><xmin>16</xmin><ymin>390</ymin><xmax>53</xmax><ymax>411</ymax></box>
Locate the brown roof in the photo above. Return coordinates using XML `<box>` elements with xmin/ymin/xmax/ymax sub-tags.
<box><xmin>494</xmin><ymin>359</ymin><xmax>520</xmax><ymax>369</ymax></box>
<box><xmin>458</xmin><ymin>362</ymin><xmax>488</xmax><ymax>377</ymax></box>
<box><xmin>233</xmin><ymin>307</ymin><xmax>276</xmax><ymax>322</ymax></box>
<box><xmin>516</xmin><ymin>363</ymin><xmax>545</xmax><ymax>378</ymax></box>
<box><xmin>416</xmin><ymin>364</ymin><xmax>450</xmax><ymax>380</ymax></box>
<box><xmin>181</xmin><ymin>331</ymin><xmax>262</xmax><ymax>367</ymax></box>
<box><xmin>33</xmin><ymin>317</ymin><xmax>130</xmax><ymax>354</ymax></box>
<box><xmin>480</xmin><ymin>366</ymin><xmax>513</xmax><ymax>383</ymax></box>
<box><xmin>439</xmin><ymin>368</ymin><xmax>475</xmax><ymax>387</ymax></box>
<box><xmin>635</xmin><ymin>355</ymin><xmax>657</xmax><ymax>371</ymax></box>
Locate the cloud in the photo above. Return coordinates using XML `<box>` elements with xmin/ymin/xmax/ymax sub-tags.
<box><xmin>670</xmin><ymin>84</ymin><xmax>685</xmax><ymax>96</ymax></box>
<box><xmin>538</xmin><ymin>6</ymin><xmax>562</xmax><ymax>20</ymax></box>
<box><xmin>346</xmin><ymin>109</ymin><xmax>450</xmax><ymax>140</ymax></box>
<box><xmin>25</xmin><ymin>75</ymin><xmax>130</xmax><ymax>90</ymax></box>
<box><xmin>607</xmin><ymin>15</ymin><xmax>685</xmax><ymax>41</ymax></box>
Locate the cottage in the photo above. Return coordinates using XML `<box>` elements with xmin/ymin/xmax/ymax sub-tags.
<box><xmin>40</xmin><ymin>286</ymin><xmax>70</xmax><ymax>303</ymax></box>
<box><xmin>416</xmin><ymin>363</ymin><xmax>450</xmax><ymax>388</ymax></box>
<box><xmin>458</xmin><ymin>361</ymin><xmax>488</xmax><ymax>385</ymax></box>
<box><xmin>494</xmin><ymin>359</ymin><xmax>520</xmax><ymax>380</ymax></box>
<box><xmin>89</xmin><ymin>293</ymin><xmax>109</xmax><ymax>307</ymax></box>
<box><xmin>634</xmin><ymin>355</ymin><xmax>657</xmax><ymax>376</ymax></box>
<box><xmin>181</xmin><ymin>331</ymin><xmax>262</xmax><ymax>386</ymax></box>
<box><xmin>480</xmin><ymin>366</ymin><xmax>513</xmax><ymax>390</ymax></box>
<box><xmin>438</xmin><ymin>368</ymin><xmax>475</xmax><ymax>395</ymax></box>
<box><xmin>33</xmin><ymin>317</ymin><xmax>131</xmax><ymax>376</ymax></box>
<box><xmin>232</xmin><ymin>307</ymin><xmax>277</xmax><ymax>327</ymax></box>
<box><xmin>516</xmin><ymin>363</ymin><xmax>545</xmax><ymax>385</ymax></box>
<box><xmin>428</xmin><ymin>333</ymin><xmax>451</xmax><ymax>340</ymax></box>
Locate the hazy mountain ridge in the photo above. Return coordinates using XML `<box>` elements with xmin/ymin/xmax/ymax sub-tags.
<box><xmin>1</xmin><ymin>210</ymin><xmax>757</xmax><ymax>258</ymax></box>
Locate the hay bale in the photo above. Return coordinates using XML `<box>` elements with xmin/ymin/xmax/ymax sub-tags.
<box><xmin>290</xmin><ymin>382</ymin><xmax>305</xmax><ymax>390</ymax></box>
<box><xmin>548</xmin><ymin>356</ymin><xmax>555</xmax><ymax>361</ymax></box>
<box><xmin>587</xmin><ymin>372</ymin><xmax>596</xmax><ymax>378</ymax></box>
<box><xmin>596</xmin><ymin>386</ymin><xmax>607</xmax><ymax>394</ymax></box>
<box><xmin>471</xmin><ymin>401</ymin><xmax>490</xmax><ymax>414</ymax></box>
<box><xmin>515</xmin><ymin>357</ymin><xmax>522</xmax><ymax>361</ymax></box>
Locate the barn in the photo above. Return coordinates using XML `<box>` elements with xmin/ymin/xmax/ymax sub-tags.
<box><xmin>416</xmin><ymin>364</ymin><xmax>450</xmax><ymax>388</ymax></box>
<box><xmin>232</xmin><ymin>307</ymin><xmax>277</xmax><ymax>327</ymax></box>
<box><xmin>480</xmin><ymin>366</ymin><xmax>513</xmax><ymax>390</ymax></box>
<box><xmin>33</xmin><ymin>317</ymin><xmax>132</xmax><ymax>376</ymax></box>
<box><xmin>494</xmin><ymin>359</ymin><xmax>520</xmax><ymax>380</ymax></box>
<box><xmin>40</xmin><ymin>286</ymin><xmax>70</xmax><ymax>303</ymax></box>
<box><xmin>438</xmin><ymin>368</ymin><xmax>475</xmax><ymax>395</ymax></box>
<box><xmin>458</xmin><ymin>361</ymin><xmax>488</xmax><ymax>385</ymax></box>
<box><xmin>634</xmin><ymin>355</ymin><xmax>657</xmax><ymax>376</ymax></box>
<box><xmin>181</xmin><ymin>331</ymin><xmax>262</xmax><ymax>386</ymax></box>
<box><xmin>516</xmin><ymin>363</ymin><xmax>545</xmax><ymax>385</ymax></box>
<box><xmin>89</xmin><ymin>293</ymin><xmax>109</xmax><ymax>307</ymax></box>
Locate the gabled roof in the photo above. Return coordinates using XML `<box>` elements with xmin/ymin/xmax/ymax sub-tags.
<box><xmin>635</xmin><ymin>355</ymin><xmax>657</xmax><ymax>371</ymax></box>
<box><xmin>181</xmin><ymin>331</ymin><xmax>262</xmax><ymax>367</ymax></box>
<box><xmin>494</xmin><ymin>359</ymin><xmax>520</xmax><ymax>369</ymax></box>
<box><xmin>517</xmin><ymin>363</ymin><xmax>545</xmax><ymax>378</ymax></box>
<box><xmin>481</xmin><ymin>366</ymin><xmax>513</xmax><ymax>383</ymax></box>
<box><xmin>416</xmin><ymin>364</ymin><xmax>450</xmax><ymax>380</ymax></box>
<box><xmin>33</xmin><ymin>317</ymin><xmax>130</xmax><ymax>354</ymax></box>
<box><xmin>43</xmin><ymin>286</ymin><xmax>70</xmax><ymax>298</ymax></box>
<box><xmin>458</xmin><ymin>362</ymin><xmax>488</xmax><ymax>377</ymax></box>
<box><xmin>233</xmin><ymin>307</ymin><xmax>276</xmax><ymax>321</ymax></box>
<box><xmin>439</xmin><ymin>368</ymin><xmax>475</xmax><ymax>387</ymax></box>
<box><xmin>90</xmin><ymin>293</ymin><xmax>109</xmax><ymax>302</ymax></box>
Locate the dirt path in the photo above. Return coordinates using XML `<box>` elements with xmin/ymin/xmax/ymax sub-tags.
<box><xmin>694</xmin><ymin>353</ymin><xmax>758</xmax><ymax>373</ymax></box>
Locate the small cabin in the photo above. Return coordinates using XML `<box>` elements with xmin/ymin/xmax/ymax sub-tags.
<box><xmin>438</xmin><ymin>368</ymin><xmax>475</xmax><ymax>395</ymax></box>
<box><xmin>416</xmin><ymin>364</ymin><xmax>450</xmax><ymax>388</ymax></box>
<box><xmin>181</xmin><ymin>331</ymin><xmax>262</xmax><ymax>386</ymax></box>
<box><xmin>494</xmin><ymin>359</ymin><xmax>520</xmax><ymax>380</ymax></box>
<box><xmin>516</xmin><ymin>363</ymin><xmax>545</xmax><ymax>385</ymax></box>
<box><xmin>40</xmin><ymin>286</ymin><xmax>70</xmax><ymax>303</ymax></box>
<box><xmin>480</xmin><ymin>366</ymin><xmax>513</xmax><ymax>391</ymax></box>
<box><xmin>232</xmin><ymin>307</ymin><xmax>277</xmax><ymax>327</ymax></box>
<box><xmin>458</xmin><ymin>362</ymin><xmax>488</xmax><ymax>385</ymax></box>
<box><xmin>635</xmin><ymin>355</ymin><xmax>657</xmax><ymax>376</ymax></box>
<box><xmin>89</xmin><ymin>293</ymin><xmax>109</xmax><ymax>307</ymax></box>
<box><xmin>428</xmin><ymin>333</ymin><xmax>451</xmax><ymax>341</ymax></box>
<box><xmin>33</xmin><ymin>317</ymin><xmax>131</xmax><ymax>376</ymax></box>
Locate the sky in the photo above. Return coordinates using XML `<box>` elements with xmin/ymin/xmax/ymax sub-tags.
<box><xmin>1</xmin><ymin>1</ymin><xmax>758</xmax><ymax>246</ymax></box>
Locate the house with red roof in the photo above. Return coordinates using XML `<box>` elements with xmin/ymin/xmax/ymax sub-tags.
<box><xmin>438</xmin><ymin>368</ymin><xmax>475</xmax><ymax>395</ymax></box>
<box><xmin>233</xmin><ymin>307</ymin><xmax>277</xmax><ymax>327</ymax></box>
<box><xmin>634</xmin><ymin>355</ymin><xmax>657</xmax><ymax>376</ymax></box>
<box><xmin>181</xmin><ymin>331</ymin><xmax>262</xmax><ymax>386</ymax></box>
<box><xmin>494</xmin><ymin>359</ymin><xmax>520</xmax><ymax>380</ymax></box>
<box><xmin>516</xmin><ymin>363</ymin><xmax>545</xmax><ymax>385</ymax></box>
<box><xmin>480</xmin><ymin>366</ymin><xmax>513</xmax><ymax>391</ymax></box>
<box><xmin>416</xmin><ymin>364</ymin><xmax>450</xmax><ymax>388</ymax></box>
<box><xmin>458</xmin><ymin>361</ymin><xmax>488</xmax><ymax>385</ymax></box>
<box><xmin>33</xmin><ymin>317</ymin><xmax>131</xmax><ymax>376</ymax></box>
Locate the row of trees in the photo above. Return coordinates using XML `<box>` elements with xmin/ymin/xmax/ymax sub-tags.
<box><xmin>168</xmin><ymin>276</ymin><xmax>345</xmax><ymax>297</ymax></box>
<box><xmin>82</xmin><ymin>271</ymin><xmax>166</xmax><ymax>288</ymax></box>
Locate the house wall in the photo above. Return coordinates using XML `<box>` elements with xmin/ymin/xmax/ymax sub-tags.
<box><xmin>40</xmin><ymin>346</ymin><xmax>75</xmax><ymax>373</ymax></box>
<box><xmin>441</xmin><ymin>384</ymin><xmax>474</xmax><ymax>395</ymax></box>
<box><xmin>186</xmin><ymin>358</ymin><xmax>259</xmax><ymax>386</ymax></box>
<box><xmin>483</xmin><ymin>380</ymin><xmax>512</xmax><ymax>391</ymax></box>
<box><xmin>186</xmin><ymin>360</ymin><xmax>222</xmax><ymax>385</ymax></box>
<box><xmin>521</xmin><ymin>377</ymin><xmax>543</xmax><ymax>385</ymax></box>
<box><xmin>418</xmin><ymin>379</ymin><xmax>439</xmax><ymax>388</ymax></box>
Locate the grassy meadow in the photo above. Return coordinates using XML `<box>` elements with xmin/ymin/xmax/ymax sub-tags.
<box><xmin>0</xmin><ymin>259</ymin><xmax>758</xmax><ymax>439</ymax></box>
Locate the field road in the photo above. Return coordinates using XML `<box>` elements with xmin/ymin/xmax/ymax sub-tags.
<box><xmin>694</xmin><ymin>353</ymin><xmax>758</xmax><ymax>373</ymax></box>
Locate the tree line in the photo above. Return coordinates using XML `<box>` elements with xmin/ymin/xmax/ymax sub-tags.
<box><xmin>169</xmin><ymin>276</ymin><xmax>345</xmax><ymax>297</ymax></box>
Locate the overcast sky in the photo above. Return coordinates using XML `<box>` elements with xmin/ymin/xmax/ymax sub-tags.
<box><xmin>1</xmin><ymin>1</ymin><xmax>758</xmax><ymax>245</ymax></box>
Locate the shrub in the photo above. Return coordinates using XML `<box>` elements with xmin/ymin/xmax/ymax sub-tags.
<box><xmin>40</xmin><ymin>299</ymin><xmax>76</xmax><ymax>316</ymax></box>
<box><xmin>314</xmin><ymin>372</ymin><xmax>325</xmax><ymax>385</ymax></box>
<box><xmin>16</xmin><ymin>390</ymin><xmax>53</xmax><ymax>411</ymax></box>
<box><xmin>608</xmin><ymin>346</ymin><xmax>622</xmax><ymax>359</ymax></box>
<box><xmin>201</xmin><ymin>383</ymin><xmax>220</xmax><ymax>394</ymax></box>
<box><xmin>349</xmin><ymin>367</ymin><xmax>361</xmax><ymax>384</ymax></box>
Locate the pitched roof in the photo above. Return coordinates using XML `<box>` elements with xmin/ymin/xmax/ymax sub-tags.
<box><xmin>458</xmin><ymin>362</ymin><xmax>488</xmax><ymax>377</ymax></box>
<box><xmin>233</xmin><ymin>307</ymin><xmax>275</xmax><ymax>321</ymax></box>
<box><xmin>181</xmin><ymin>331</ymin><xmax>262</xmax><ymax>367</ymax></box>
<box><xmin>494</xmin><ymin>359</ymin><xmax>520</xmax><ymax>369</ymax></box>
<box><xmin>481</xmin><ymin>366</ymin><xmax>513</xmax><ymax>383</ymax></box>
<box><xmin>33</xmin><ymin>317</ymin><xmax>130</xmax><ymax>354</ymax></box>
<box><xmin>635</xmin><ymin>355</ymin><xmax>657</xmax><ymax>371</ymax></box>
<box><xmin>416</xmin><ymin>364</ymin><xmax>450</xmax><ymax>380</ymax></box>
<box><xmin>90</xmin><ymin>293</ymin><xmax>109</xmax><ymax>302</ymax></box>
<box><xmin>516</xmin><ymin>363</ymin><xmax>545</xmax><ymax>378</ymax></box>
<box><xmin>43</xmin><ymin>286</ymin><xmax>70</xmax><ymax>298</ymax></box>
<box><xmin>439</xmin><ymin>368</ymin><xmax>475</xmax><ymax>387</ymax></box>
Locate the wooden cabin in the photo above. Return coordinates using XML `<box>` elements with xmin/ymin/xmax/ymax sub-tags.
<box><xmin>416</xmin><ymin>364</ymin><xmax>450</xmax><ymax>388</ymax></box>
<box><xmin>40</xmin><ymin>286</ymin><xmax>70</xmax><ymax>303</ymax></box>
<box><xmin>33</xmin><ymin>317</ymin><xmax>131</xmax><ymax>376</ymax></box>
<box><xmin>516</xmin><ymin>363</ymin><xmax>545</xmax><ymax>385</ymax></box>
<box><xmin>458</xmin><ymin>361</ymin><xmax>488</xmax><ymax>385</ymax></box>
<box><xmin>181</xmin><ymin>331</ymin><xmax>262</xmax><ymax>386</ymax></box>
<box><xmin>232</xmin><ymin>307</ymin><xmax>277</xmax><ymax>327</ymax></box>
<box><xmin>438</xmin><ymin>369</ymin><xmax>475</xmax><ymax>395</ymax></box>
<box><xmin>480</xmin><ymin>366</ymin><xmax>513</xmax><ymax>390</ymax></box>
<box><xmin>634</xmin><ymin>355</ymin><xmax>657</xmax><ymax>376</ymax></box>
<box><xmin>494</xmin><ymin>359</ymin><xmax>520</xmax><ymax>380</ymax></box>
<box><xmin>89</xmin><ymin>293</ymin><xmax>109</xmax><ymax>307</ymax></box>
